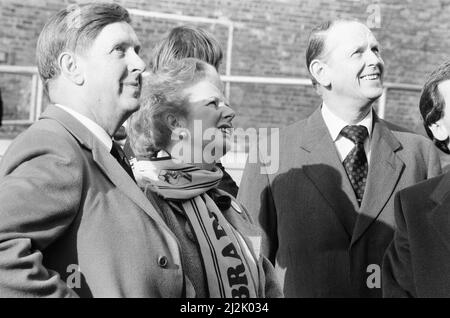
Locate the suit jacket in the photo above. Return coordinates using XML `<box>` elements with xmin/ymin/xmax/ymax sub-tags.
<box><xmin>383</xmin><ymin>172</ymin><xmax>450</xmax><ymax>297</ymax></box>
<box><xmin>237</xmin><ymin>107</ymin><xmax>441</xmax><ymax>297</ymax></box>
<box><xmin>0</xmin><ymin>105</ymin><xmax>187</xmax><ymax>297</ymax></box>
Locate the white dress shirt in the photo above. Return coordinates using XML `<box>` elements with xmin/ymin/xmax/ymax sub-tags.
<box><xmin>321</xmin><ymin>103</ymin><xmax>373</xmax><ymax>163</ymax></box>
<box><xmin>54</xmin><ymin>104</ymin><xmax>112</xmax><ymax>151</ymax></box>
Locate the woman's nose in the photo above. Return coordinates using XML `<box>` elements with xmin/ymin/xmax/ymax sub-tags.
<box><xmin>128</xmin><ymin>48</ymin><xmax>146</xmax><ymax>74</ymax></box>
<box><xmin>221</xmin><ymin>104</ymin><xmax>236</xmax><ymax>122</ymax></box>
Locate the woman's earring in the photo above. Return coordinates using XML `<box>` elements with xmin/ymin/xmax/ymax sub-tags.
<box><xmin>179</xmin><ymin>131</ymin><xmax>188</xmax><ymax>140</ymax></box>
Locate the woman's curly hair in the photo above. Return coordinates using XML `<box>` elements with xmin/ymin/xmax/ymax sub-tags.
<box><xmin>127</xmin><ymin>58</ymin><xmax>212</xmax><ymax>158</ymax></box>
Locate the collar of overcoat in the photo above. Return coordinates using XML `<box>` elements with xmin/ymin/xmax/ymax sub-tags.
<box><xmin>39</xmin><ymin>105</ymin><xmax>180</xmax><ymax>242</ymax></box>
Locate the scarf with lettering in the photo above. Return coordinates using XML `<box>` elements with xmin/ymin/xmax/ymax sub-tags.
<box><xmin>132</xmin><ymin>155</ymin><xmax>259</xmax><ymax>298</ymax></box>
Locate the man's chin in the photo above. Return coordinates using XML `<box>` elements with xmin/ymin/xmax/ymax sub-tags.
<box><xmin>123</xmin><ymin>99</ymin><xmax>141</xmax><ymax>112</ymax></box>
<box><xmin>365</xmin><ymin>88</ymin><xmax>384</xmax><ymax>101</ymax></box>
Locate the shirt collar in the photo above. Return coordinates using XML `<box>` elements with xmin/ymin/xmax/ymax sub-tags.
<box><xmin>321</xmin><ymin>102</ymin><xmax>373</xmax><ymax>141</ymax></box>
<box><xmin>54</xmin><ymin>104</ymin><xmax>113</xmax><ymax>150</ymax></box>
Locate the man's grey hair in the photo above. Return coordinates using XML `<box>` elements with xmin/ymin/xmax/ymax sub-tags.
<box><xmin>36</xmin><ymin>3</ymin><xmax>131</xmax><ymax>93</ymax></box>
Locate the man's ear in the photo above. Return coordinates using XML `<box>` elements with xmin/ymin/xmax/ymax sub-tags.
<box><xmin>429</xmin><ymin>119</ymin><xmax>449</xmax><ymax>141</ymax></box>
<box><xmin>309</xmin><ymin>59</ymin><xmax>331</xmax><ymax>87</ymax></box>
<box><xmin>58</xmin><ymin>51</ymin><xmax>84</xmax><ymax>85</ymax></box>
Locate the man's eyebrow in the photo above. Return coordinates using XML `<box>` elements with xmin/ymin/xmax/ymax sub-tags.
<box><xmin>111</xmin><ymin>38</ymin><xmax>141</xmax><ymax>49</ymax></box>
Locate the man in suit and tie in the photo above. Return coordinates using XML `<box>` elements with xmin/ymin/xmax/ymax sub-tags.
<box><xmin>238</xmin><ymin>19</ymin><xmax>441</xmax><ymax>297</ymax></box>
<box><xmin>0</xmin><ymin>3</ymin><xmax>187</xmax><ymax>297</ymax></box>
<box><xmin>383</xmin><ymin>61</ymin><xmax>450</xmax><ymax>297</ymax></box>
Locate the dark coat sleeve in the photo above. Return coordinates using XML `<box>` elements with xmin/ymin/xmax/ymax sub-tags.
<box><xmin>427</xmin><ymin>141</ymin><xmax>442</xmax><ymax>178</ymax></box>
<box><xmin>382</xmin><ymin>190</ymin><xmax>416</xmax><ymax>298</ymax></box>
<box><xmin>237</xmin><ymin>196</ymin><xmax>282</xmax><ymax>298</ymax></box>
<box><xmin>0</xmin><ymin>130</ymin><xmax>82</xmax><ymax>297</ymax></box>
<box><xmin>237</xmin><ymin>155</ymin><xmax>278</xmax><ymax>264</ymax></box>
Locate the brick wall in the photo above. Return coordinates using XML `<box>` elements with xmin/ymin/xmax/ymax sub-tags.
<box><xmin>1</xmin><ymin>0</ymin><xmax>449</xmax><ymax>134</ymax></box>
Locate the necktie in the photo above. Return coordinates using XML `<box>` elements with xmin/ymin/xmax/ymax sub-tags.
<box><xmin>340</xmin><ymin>125</ymin><xmax>368</xmax><ymax>205</ymax></box>
<box><xmin>110</xmin><ymin>141</ymin><xmax>136</xmax><ymax>182</ymax></box>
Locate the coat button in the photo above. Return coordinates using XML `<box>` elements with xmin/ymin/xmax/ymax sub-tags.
<box><xmin>158</xmin><ymin>255</ymin><xmax>168</xmax><ymax>268</ymax></box>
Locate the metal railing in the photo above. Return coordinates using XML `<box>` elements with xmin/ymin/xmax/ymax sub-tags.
<box><xmin>0</xmin><ymin>9</ymin><xmax>424</xmax><ymax>125</ymax></box>
<box><xmin>0</xmin><ymin>65</ymin><xmax>422</xmax><ymax>124</ymax></box>
<box><xmin>221</xmin><ymin>75</ymin><xmax>423</xmax><ymax>119</ymax></box>
<box><xmin>0</xmin><ymin>64</ymin><xmax>423</xmax><ymax>126</ymax></box>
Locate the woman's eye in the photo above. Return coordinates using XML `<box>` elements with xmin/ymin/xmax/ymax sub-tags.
<box><xmin>113</xmin><ymin>46</ymin><xmax>126</xmax><ymax>55</ymax></box>
<box><xmin>208</xmin><ymin>101</ymin><xmax>218</xmax><ymax>108</ymax></box>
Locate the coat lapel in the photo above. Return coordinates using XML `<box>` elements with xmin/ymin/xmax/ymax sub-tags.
<box><xmin>300</xmin><ymin>108</ymin><xmax>359</xmax><ymax>238</ymax></box>
<box><xmin>351</xmin><ymin>114</ymin><xmax>404</xmax><ymax>246</ymax></box>
<box><xmin>428</xmin><ymin>173</ymin><xmax>450</xmax><ymax>252</ymax></box>
<box><xmin>39</xmin><ymin>105</ymin><xmax>172</xmax><ymax>229</ymax></box>
<box><xmin>90</xmin><ymin>143</ymin><xmax>171</xmax><ymax>226</ymax></box>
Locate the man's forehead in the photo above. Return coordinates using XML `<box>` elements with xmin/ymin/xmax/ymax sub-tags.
<box><xmin>325</xmin><ymin>21</ymin><xmax>378</xmax><ymax>51</ymax></box>
<box><xmin>93</xmin><ymin>21</ymin><xmax>141</xmax><ymax>47</ymax></box>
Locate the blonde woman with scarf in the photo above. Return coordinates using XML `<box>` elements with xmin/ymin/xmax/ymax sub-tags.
<box><xmin>127</xmin><ymin>58</ymin><xmax>282</xmax><ymax>298</ymax></box>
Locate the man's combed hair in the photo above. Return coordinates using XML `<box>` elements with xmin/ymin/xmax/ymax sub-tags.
<box><xmin>150</xmin><ymin>26</ymin><xmax>223</xmax><ymax>72</ymax></box>
<box><xmin>305</xmin><ymin>20</ymin><xmax>334</xmax><ymax>87</ymax></box>
<box><xmin>305</xmin><ymin>19</ymin><xmax>360</xmax><ymax>87</ymax></box>
<box><xmin>128</xmin><ymin>58</ymin><xmax>212</xmax><ymax>158</ymax></box>
<box><xmin>419</xmin><ymin>60</ymin><xmax>450</xmax><ymax>154</ymax></box>
<box><xmin>36</xmin><ymin>3</ymin><xmax>130</xmax><ymax>92</ymax></box>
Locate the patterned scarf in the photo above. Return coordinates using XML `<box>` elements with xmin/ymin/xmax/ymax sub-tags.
<box><xmin>132</xmin><ymin>155</ymin><xmax>259</xmax><ymax>298</ymax></box>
